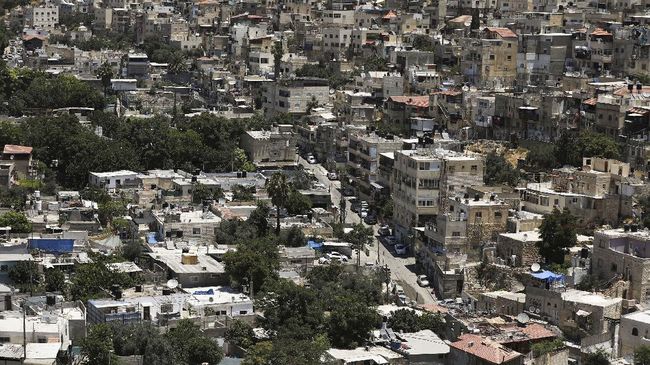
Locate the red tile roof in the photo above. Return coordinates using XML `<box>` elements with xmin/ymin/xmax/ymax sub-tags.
<box><xmin>628</xmin><ymin>107</ymin><xmax>650</xmax><ymax>115</ymax></box>
<box><xmin>388</xmin><ymin>95</ymin><xmax>429</xmax><ymax>108</ymax></box>
<box><xmin>613</xmin><ymin>86</ymin><xmax>650</xmax><ymax>96</ymax></box>
<box><xmin>590</xmin><ymin>28</ymin><xmax>612</xmax><ymax>37</ymax></box>
<box><xmin>3</xmin><ymin>145</ymin><xmax>33</xmax><ymax>155</ymax></box>
<box><xmin>451</xmin><ymin>334</ymin><xmax>522</xmax><ymax>364</ymax></box>
<box><xmin>383</xmin><ymin>10</ymin><xmax>397</xmax><ymax>19</ymax></box>
<box><xmin>485</xmin><ymin>27</ymin><xmax>517</xmax><ymax>39</ymax></box>
<box><xmin>582</xmin><ymin>97</ymin><xmax>597</xmax><ymax>106</ymax></box>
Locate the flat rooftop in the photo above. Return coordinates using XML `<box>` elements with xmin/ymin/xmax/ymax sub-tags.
<box><xmin>561</xmin><ymin>289</ymin><xmax>622</xmax><ymax>307</ymax></box>
<box><xmin>148</xmin><ymin>252</ymin><xmax>225</xmax><ymax>274</ymax></box>
<box><xmin>499</xmin><ymin>231</ymin><xmax>542</xmax><ymax>242</ymax></box>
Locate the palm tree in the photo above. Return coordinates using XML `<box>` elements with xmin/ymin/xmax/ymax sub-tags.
<box><xmin>266</xmin><ymin>172</ymin><xmax>290</xmax><ymax>235</ymax></box>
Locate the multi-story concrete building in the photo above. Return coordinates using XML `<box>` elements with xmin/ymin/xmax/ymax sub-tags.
<box><xmin>24</xmin><ymin>5</ymin><xmax>59</xmax><ymax>29</ymax></box>
<box><xmin>592</xmin><ymin>227</ymin><xmax>650</xmax><ymax>303</ymax></box>
<box><xmin>240</xmin><ymin>126</ymin><xmax>297</xmax><ymax>168</ymax></box>
<box><xmin>620</xmin><ymin>309</ymin><xmax>650</xmax><ymax>357</ymax></box>
<box><xmin>461</xmin><ymin>27</ymin><xmax>518</xmax><ymax>88</ymax></box>
<box><xmin>392</xmin><ymin>149</ymin><xmax>484</xmax><ymax>240</ymax></box>
<box><xmin>347</xmin><ymin>133</ymin><xmax>403</xmax><ymax>201</ymax></box>
<box><xmin>263</xmin><ymin>78</ymin><xmax>330</xmax><ymax>116</ymax></box>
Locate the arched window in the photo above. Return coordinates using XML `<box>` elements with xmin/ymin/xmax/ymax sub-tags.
<box><xmin>633</xmin><ymin>328</ymin><xmax>639</xmax><ymax>336</ymax></box>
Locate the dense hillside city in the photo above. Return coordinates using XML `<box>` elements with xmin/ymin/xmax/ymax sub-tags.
<box><xmin>2</xmin><ymin>0</ymin><xmax>650</xmax><ymax>364</ymax></box>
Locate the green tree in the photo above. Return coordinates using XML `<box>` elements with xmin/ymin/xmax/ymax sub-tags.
<box><xmin>484</xmin><ymin>152</ymin><xmax>520</xmax><ymax>187</ymax></box>
<box><xmin>266</xmin><ymin>172</ymin><xmax>290</xmax><ymax>234</ymax></box>
<box><xmin>538</xmin><ymin>208</ymin><xmax>577</xmax><ymax>265</ymax></box>
<box><xmin>247</xmin><ymin>202</ymin><xmax>270</xmax><ymax>237</ymax></box>
<box><xmin>531</xmin><ymin>338</ymin><xmax>565</xmax><ymax>358</ymax></box>
<box><xmin>186</xmin><ymin>336</ymin><xmax>224</xmax><ymax>365</ymax></box>
<box><xmin>470</xmin><ymin>8</ymin><xmax>480</xmax><ymax>30</ymax></box>
<box><xmin>225</xmin><ymin>319</ymin><xmax>256</xmax><ymax>349</ymax></box>
<box><xmin>223</xmin><ymin>237</ymin><xmax>279</xmax><ymax>293</ymax></box>
<box><xmin>0</xmin><ymin>211</ymin><xmax>32</xmax><ymax>233</ymax></box>
<box><xmin>272</xmin><ymin>41</ymin><xmax>284</xmax><ymax>79</ymax></box>
<box><xmin>286</xmin><ymin>190</ymin><xmax>312</xmax><ymax>215</ymax></box>
<box><xmin>81</xmin><ymin>186</ymin><xmax>112</xmax><ymax>204</ymax></box>
<box><xmin>555</xmin><ymin>132</ymin><xmax>620</xmax><ymax>167</ymax></box>
<box><xmin>8</xmin><ymin>260</ymin><xmax>40</xmax><ymax>291</ymax></box>
<box><xmin>524</xmin><ymin>142</ymin><xmax>557</xmax><ymax>171</ymax></box>
<box><xmin>328</xmin><ymin>295</ymin><xmax>380</xmax><ymax>348</ymax></box>
<box><xmin>345</xmin><ymin>223</ymin><xmax>374</xmax><ymax>268</ymax></box>
<box><xmin>98</xmin><ymin>200</ymin><xmax>127</xmax><ymax>225</ymax></box>
<box><xmin>583</xmin><ymin>349</ymin><xmax>610</xmax><ymax>365</ymax></box>
<box><xmin>259</xmin><ymin>280</ymin><xmax>326</xmax><ymax>341</ymax></box>
<box><xmin>278</xmin><ymin>226</ymin><xmax>306</xmax><ymax>247</ymax></box>
<box><xmin>121</xmin><ymin>240</ymin><xmax>142</xmax><ymax>262</ymax></box>
<box><xmin>635</xmin><ymin>344</ymin><xmax>650</xmax><ymax>365</ymax></box>
<box><xmin>412</xmin><ymin>35</ymin><xmax>436</xmax><ymax>52</ymax></box>
<box><xmin>81</xmin><ymin>324</ymin><xmax>116</xmax><ymax>365</ymax></box>
<box><xmin>168</xmin><ymin>51</ymin><xmax>188</xmax><ymax>75</ymax></box>
<box><xmin>96</xmin><ymin>61</ymin><xmax>114</xmax><ymax>96</ymax></box>
<box><xmin>44</xmin><ymin>268</ymin><xmax>66</xmax><ymax>293</ymax></box>
<box><xmin>387</xmin><ymin>309</ymin><xmax>445</xmax><ymax>335</ymax></box>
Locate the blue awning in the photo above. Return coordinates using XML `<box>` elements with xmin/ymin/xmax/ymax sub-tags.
<box><xmin>531</xmin><ymin>270</ymin><xmax>564</xmax><ymax>282</ymax></box>
<box><xmin>193</xmin><ymin>288</ymin><xmax>215</xmax><ymax>295</ymax></box>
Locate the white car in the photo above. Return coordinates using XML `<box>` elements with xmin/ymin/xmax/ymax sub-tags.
<box><xmin>417</xmin><ymin>275</ymin><xmax>429</xmax><ymax>287</ymax></box>
<box><xmin>326</xmin><ymin>252</ymin><xmax>349</xmax><ymax>262</ymax></box>
<box><xmin>394</xmin><ymin>244</ymin><xmax>407</xmax><ymax>255</ymax></box>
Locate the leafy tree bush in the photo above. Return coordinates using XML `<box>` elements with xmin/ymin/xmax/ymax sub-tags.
<box><xmin>286</xmin><ymin>190</ymin><xmax>312</xmax><ymax>215</ymax></box>
<box><xmin>635</xmin><ymin>344</ymin><xmax>650</xmax><ymax>365</ymax></box>
<box><xmin>8</xmin><ymin>260</ymin><xmax>39</xmax><ymax>291</ymax></box>
<box><xmin>328</xmin><ymin>295</ymin><xmax>381</xmax><ymax>348</ymax></box>
<box><xmin>583</xmin><ymin>349</ymin><xmax>610</xmax><ymax>365</ymax></box>
<box><xmin>484</xmin><ymin>152</ymin><xmax>520</xmax><ymax>187</ymax></box>
<box><xmin>555</xmin><ymin>132</ymin><xmax>620</xmax><ymax>167</ymax></box>
<box><xmin>278</xmin><ymin>226</ymin><xmax>307</xmax><ymax>247</ymax></box>
<box><xmin>223</xmin><ymin>237</ymin><xmax>280</xmax><ymax>293</ymax></box>
<box><xmin>531</xmin><ymin>338</ymin><xmax>565</xmax><ymax>357</ymax></box>
<box><xmin>538</xmin><ymin>208</ymin><xmax>577</xmax><ymax>264</ymax></box>
<box><xmin>387</xmin><ymin>309</ymin><xmax>445</xmax><ymax>335</ymax></box>
<box><xmin>0</xmin><ymin>211</ymin><xmax>32</xmax><ymax>233</ymax></box>
<box><xmin>44</xmin><ymin>268</ymin><xmax>66</xmax><ymax>293</ymax></box>
<box><xmin>225</xmin><ymin>320</ymin><xmax>256</xmax><ymax>349</ymax></box>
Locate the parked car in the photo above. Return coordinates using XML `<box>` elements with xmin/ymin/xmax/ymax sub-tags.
<box><xmin>394</xmin><ymin>244</ymin><xmax>407</xmax><ymax>255</ymax></box>
<box><xmin>326</xmin><ymin>252</ymin><xmax>349</xmax><ymax>262</ymax></box>
<box><xmin>364</xmin><ymin>214</ymin><xmax>377</xmax><ymax>225</ymax></box>
<box><xmin>327</xmin><ymin>172</ymin><xmax>338</xmax><ymax>180</ymax></box>
<box><xmin>384</xmin><ymin>236</ymin><xmax>397</xmax><ymax>246</ymax></box>
<box><xmin>417</xmin><ymin>275</ymin><xmax>430</xmax><ymax>287</ymax></box>
<box><xmin>378</xmin><ymin>225</ymin><xmax>391</xmax><ymax>236</ymax></box>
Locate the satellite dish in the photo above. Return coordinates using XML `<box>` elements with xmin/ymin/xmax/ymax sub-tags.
<box><xmin>516</xmin><ymin>313</ymin><xmax>530</xmax><ymax>324</ymax></box>
<box><xmin>531</xmin><ymin>263</ymin><xmax>541</xmax><ymax>272</ymax></box>
<box><xmin>535</xmin><ymin>308</ymin><xmax>541</xmax><ymax>314</ymax></box>
<box><xmin>462</xmin><ymin>85</ymin><xmax>470</xmax><ymax>92</ymax></box>
<box><xmin>529</xmin><ymin>306</ymin><xmax>536</xmax><ymax>313</ymax></box>
<box><xmin>166</xmin><ymin>279</ymin><xmax>179</xmax><ymax>289</ymax></box>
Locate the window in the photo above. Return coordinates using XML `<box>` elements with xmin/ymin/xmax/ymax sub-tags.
<box><xmin>452</xmin><ymin>232</ymin><xmax>461</xmax><ymax>237</ymax></box>
<box><xmin>489</xmin><ymin>54</ymin><xmax>495</xmax><ymax>60</ymax></box>
<box><xmin>611</xmin><ymin>263</ymin><xmax>617</xmax><ymax>272</ymax></box>
<box><xmin>471</xmin><ymin>165</ymin><xmax>478</xmax><ymax>172</ymax></box>
<box><xmin>193</xmin><ymin>227</ymin><xmax>201</xmax><ymax>235</ymax></box>
<box><xmin>260</xmin><ymin>58</ymin><xmax>269</xmax><ymax>64</ymax></box>
<box><xmin>0</xmin><ymin>337</ymin><xmax>9</xmax><ymax>343</ymax></box>
<box><xmin>494</xmin><ymin>211</ymin><xmax>502</xmax><ymax>218</ymax></box>
<box><xmin>633</xmin><ymin>328</ymin><xmax>639</xmax><ymax>336</ymax></box>
<box><xmin>419</xmin><ymin>162</ymin><xmax>430</xmax><ymax>170</ymax></box>
<box><xmin>190</xmin><ymin>275</ymin><xmax>199</xmax><ymax>282</ymax></box>
<box><xmin>0</xmin><ymin>265</ymin><xmax>7</xmax><ymax>272</ymax></box>
<box><xmin>240</xmin><ymin>310</ymin><xmax>248</xmax><ymax>315</ymax></box>
<box><xmin>475</xmin><ymin>212</ymin><xmax>482</xmax><ymax>218</ymax></box>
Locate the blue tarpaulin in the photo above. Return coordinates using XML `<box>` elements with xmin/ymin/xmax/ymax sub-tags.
<box><xmin>147</xmin><ymin>233</ymin><xmax>158</xmax><ymax>245</ymax></box>
<box><xmin>531</xmin><ymin>270</ymin><xmax>564</xmax><ymax>282</ymax></box>
<box><xmin>29</xmin><ymin>238</ymin><xmax>74</xmax><ymax>254</ymax></box>
<box><xmin>193</xmin><ymin>289</ymin><xmax>215</xmax><ymax>295</ymax></box>
<box><xmin>307</xmin><ymin>240</ymin><xmax>323</xmax><ymax>250</ymax></box>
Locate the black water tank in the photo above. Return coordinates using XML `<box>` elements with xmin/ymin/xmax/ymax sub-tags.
<box><xmin>135</xmin><ymin>285</ymin><xmax>142</xmax><ymax>293</ymax></box>
<box><xmin>162</xmin><ymin>288</ymin><xmax>171</xmax><ymax>296</ymax></box>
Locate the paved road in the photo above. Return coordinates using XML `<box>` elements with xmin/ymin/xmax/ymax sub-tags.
<box><xmin>298</xmin><ymin>158</ymin><xmax>437</xmax><ymax>305</ymax></box>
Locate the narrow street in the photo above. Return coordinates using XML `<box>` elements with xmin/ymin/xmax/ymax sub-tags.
<box><xmin>298</xmin><ymin>157</ymin><xmax>438</xmax><ymax>305</ymax></box>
